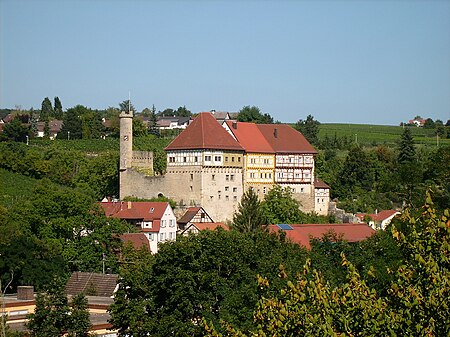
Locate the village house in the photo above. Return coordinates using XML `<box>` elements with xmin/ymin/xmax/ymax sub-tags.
<box><xmin>355</xmin><ymin>209</ymin><xmax>400</xmax><ymax>230</ymax></box>
<box><xmin>99</xmin><ymin>200</ymin><xmax>177</xmax><ymax>254</ymax></box>
<box><xmin>177</xmin><ymin>206</ymin><xmax>228</xmax><ymax>236</ymax></box>
<box><xmin>269</xmin><ymin>223</ymin><xmax>375</xmax><ymax>249</ymax></box>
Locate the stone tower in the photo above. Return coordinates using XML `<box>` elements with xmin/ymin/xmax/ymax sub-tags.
<box><xmin>119</xmin><ymin>110</ymin><xmax>133</xmax><ymax>199</ymax></box>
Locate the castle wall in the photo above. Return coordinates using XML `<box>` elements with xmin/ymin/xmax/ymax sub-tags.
<box><xmin>200</xmin><ymin>167</ymin><xmax>243</xmax><ymax>222</ymax></box>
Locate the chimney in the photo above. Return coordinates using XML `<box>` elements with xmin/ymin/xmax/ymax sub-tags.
<box><xmin>274</xmin><ymin>128</ymin><xmax>278</xmax><ymax>138</ymax></box>
<box><xmin>128</xmin><ymin>201</ymin><xmax>132</xmax><ymax>209</ymax></box>
<box><xmin>232</xmin><ymin>121</ymin><xmax>237</xmax><ymax>129</ymax></box>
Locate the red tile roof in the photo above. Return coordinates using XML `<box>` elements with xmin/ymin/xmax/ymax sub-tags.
<box><xmin>226</xmin><ymin>121</ymin><xmax>274</xmax><ymax>153</ymax></box>
<box><xmin>99</xmin><ymin>201</ymin><xmax>169</xmax><ymax>221</ymax></box>
<box><xmin>356</xmin><ymin>210</ymin><xmax>400</xmax><ymax>222</ymax></box>
<box><xmin>194</xmin><ymin>222</ymin><xmax>229</xmax><ymax>231</ymax></box>
<box><xmin>165</xmin><ymin>112</ymin><xmax>244</xmax><ymax>151</ymax></box>
<box><xmin>269</xmin><ymin>223</ymin><xmax>375</xmax><ymax>249</ymax></box>
<box><xmin>256</xmin><ymin>124</ymin><xmax>317</xmax><ymax>154</ymax></box>
<box><xmin>119</xmin><ymin>233</ymin><xmax>150</xmax><ymax>250</ymax></box>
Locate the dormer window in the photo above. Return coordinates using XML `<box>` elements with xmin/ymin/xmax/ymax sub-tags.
<box><xmin>150</xmin><ymin>207</ymin><xmax>154</xmax><ymax>213</ymax></box>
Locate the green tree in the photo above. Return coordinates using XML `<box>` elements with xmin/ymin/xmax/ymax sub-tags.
<box><xmin>119</xmin><ymin>100</ymin><xmax>135</xmax><ymax>113</ymax></box>
<box><xmin>423</xmin><ymin>118</ymin><xmax>435</xmax><ymax>128</ymax></box>
<box><xmin>110</xmin><ymin>230</ymin><xmax>307</xmax><ymax>337</ymax></box>
<box><xmin>27</xmin><ymin>280</ymin><xmax>91</xmax><ymax>336</ymax></box>
<box><xmin>2</xmin><ymin>118</ymin><xmax>30</xmax><ymax>142</ymax></box>
<box><xmin>398</xmin><ymin>127</ymin><xmax>416</xmax><ymax>164</ymax></box>
<box><xmin>59</xmin><ymin>106</ymin><xmax>83</xmax><ymax>139</ymax></box>
<box><xmin>231</xmin><ymin>188</ymin><xmax>267</xmax><ymax>232</ymax></box>
<box><xmin>132</xmin><ymin>118</ymin><xmax>147</xmax><ymax>137</ymax></box>
<box><xmin>40</xmin><ymin>97</ymin><xmax>53</xmax><ymax>122</ymax></box>
<box><xmin>294</xmin><ymin>114</ymin><xmax>320</xmax><ymax>145</ymax></box>
<box><xmin>237</xmin><ymin>106</ymin><xmax>273</xmax><ymax>124</ymax></box>
<box><xmin>261</xmin><ymin>185</ymin><xmax>303</xmax><ymax>224</ymax></box>
<box><xmin>175</xmin><ymin>105</ymin><xmax>192</xmax><ymax>117</ymax></box>
<box><xmin>54</xmin><ymin>97</ymin><xmax>63</xmax><ymax>120</ymax></box>
<box><xmin>204</xmin><ymin>194</ymin><xmax>450</xmax><ymax>336</ymax></box>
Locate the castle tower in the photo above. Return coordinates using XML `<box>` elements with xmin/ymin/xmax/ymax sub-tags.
<box><xmin>119</xmin><ymin>110</ymin><xmax>133</xmax><ymax>199</ymax></box>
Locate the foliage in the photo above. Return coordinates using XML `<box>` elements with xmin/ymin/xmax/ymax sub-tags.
<box><xmin>261</xmin><ymin>185</ymin><xmax>303</xmax><ymax>224</ymax></box>
<box><xmin>59</xmin><ymin>106</ymin><xmax>83</xmax><ymax>140</ymax></box>
<box><xmin>317</xmin><ymin>123</ymin><xmax>450</xmax><ymax>147</ymax></box>
<box><xmin>27</xmin><ymin>280</ymin><xmax>91</xmax><ymax>336</ymax></box>
<box><xmin>53</xmin><ymin>97</ymin><xmax>63</xmax><ymax>120</ymax></box>
<box><xmin>294</xmin><ymin>114</ymin><xmax>320</xmax><ymax>145</ymax></box>
<box><xmin>0</xmin><ymin>179</ymin><xmax>130</xmax><ymax>290</ymax></box>
<box><xmin>231</xmin><ymin>188</ymin><xmax>267</xmax><ymax>232</ymax></box>
<box><xmin>123</xmin><ymin>195</ymin><xmax>177</xmax><ymax>209</ymax></box>
<box><xmin>204</xmin><ymin>194</ymin><xmax>450</xmax><ymax>336</ymax></box>
<box><xmin>40</xmin><ymin>97</ymin><xmax>53</xmax><ymax>122</ymax></box>
<box><xmin>1</xmin><ymin>118</ymin><xmax>30</xmax><ymax>142</ymax></box>
<box><xmin>119</xmin><ymin>100</ymin><xmax>135</xmax><ymax>113</ymax></box>
<box><xmin>398</xmin><ymin>127</ymin><xmax>416</xmax><ymax>164</ymax></box>
<box><xmin>237</xmin><ymin>106</ymin><xmax>273</xmax><ymax>124</ymax></box>
<box><xmin>110</xmin><ymin>230</ymin><xmax>307</xmax><ymax>337</ymax></box>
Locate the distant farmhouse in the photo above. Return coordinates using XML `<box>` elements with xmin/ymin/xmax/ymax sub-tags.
<box><xmin>118</xmin><ymin>111</ymin><xmax>330</xmax><ymax>221</ymax></box>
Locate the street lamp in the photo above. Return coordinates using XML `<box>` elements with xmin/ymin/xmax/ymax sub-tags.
<box><xmin>26</xmin><ymin>135</ymin><xmax>29</xmax><ymax>145</ymax></box>
<box><xmin>68</xmin><ymin>131</ymin><xmax>70</xmax><ymax>140</ymax></box>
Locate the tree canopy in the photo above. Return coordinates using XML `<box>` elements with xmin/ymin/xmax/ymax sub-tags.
<box><xmin>109</xmin><ymin>230</ymin><xmax>307</xmax><ymax>337</ymax></box>
<box><xmin>231</xmin><ymin>188</ymin><xmax>267</xmax><ymax>232</ymax></box>
<box><xmin>237</xmin><ymin>106</ymin><xmax>273</xmax><ymax>124</ymax></box>
<box><xmin>294</xmin><ymin>114</ymin><xmax>320</xmax><ymax>145</ymax></box>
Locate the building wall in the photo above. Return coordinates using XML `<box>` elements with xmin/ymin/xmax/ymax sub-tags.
<box><xmin>314</xmin><ymin>188</ymin><xmax>330</xmax><ymax>215</ymax></box>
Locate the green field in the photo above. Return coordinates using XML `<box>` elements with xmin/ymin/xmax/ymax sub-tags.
<box><xmin>319</xmin><ymin>124</ymin><xmax>449</xmax><ymax>147</ymax></box>
<box><xmin>0</xmin><ymin>168</ymin><xmax>40</xmax><ymax>207</ymax></box>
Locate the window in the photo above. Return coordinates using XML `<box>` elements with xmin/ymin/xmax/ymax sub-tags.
<box><xmin>238</xmin><ymin>157</ymin><xmax>241</xmax><ymax>162</ymax></box>
<box><xmin>160</xmin><ymin>233</ymin><xmax>164</xmax><ymax>241</ymax></box>
<box><xmin>190</xmin><ymin>174</ymin><xmax>193</xmax><ymax>180</ymax></box>
<box><xmin>169</xmin><ymin>219</ymin><xmax>175</xmax><ymax>227</ymax></box>
<box><xmin>264</xmin><ymin>159</ymin><xmax>269</xmax><ymax>164</ymax></box>
<box><xmin>205</xmin><ymin>155</ymin><xmax>212</xmax><ymax>161</ymax></box>
<box><xmin>233</xmin><ymin>196</ymin><xmax>238</xmax><ymax>201</ymax></box>
<box><xmin>225</xmin><ymin>186</ymin><xmax>229</xmax><ymax>191</ymax></box>
<box><xmin>263</xmin><ymin>187</ymin><xmax>267</xmax><ymax>194</ymax></box>
<box><xmin>225</xmin><ymin>157</ymin><xmax>228</xmax><ymax>162</ymax></box>
<box><xmin>150</xmin><ymin>207</ymin><xmax>154</xmax><ymax>213</ymax></box>
<box><xmin>210</xmin><ymin>196</ymin><xmax>214</xmax><ymax>200</ymax></box>
<box><xmin>190</xmin><ymin>185</ymin><xmax>193</xmax><ymax>191</ymax></box>
<box><xmin>161</xmin><ymin>220</ymin><xmax>166</xmax><ymax>228</ymax></box>
<box><xmin>212</xmin><ymin>174</ymin><xmax>215</xmax><ymax>180</ymax></box>
<box><xmin>215</xmin><ymin>156</ymin><xmax>221</xmax><ymax>162</ymax></box>
<box><xmin>225</xmin><ymin>195</ymin><xmax>229</xmax><ymax>200</ymax></box>
<box><xmin>301</xmin><ymin>188</ymin><xmax>304</xmax><ymax>193</ymax></box>
<box><xmin>230</xmin><ymin>174</ymin><xmax>234</xmax><ymax>181</ymax></box>
<box><xmin>232</xmin><ymin>157</ymin><xmax>235</xmax><ymax>162</ymax></box>
<box><xmin>183</xmin><ymin>157</ymin><xmax>187</xmax><ymax>162</ymax></box>
<box><xmin>233</xmin><ymin>187</ymin><xmax>237</xmax><ymax>192</ymax></box>
<box><xmin>194</xmin><ymin>156</ymin><xmax>198</xmax><ymax>162</ymax></box>
<box><xmin>268</xmin><ymin>173</ymin><xmax>272</xmax><ymax>179</ymax></box>
<box><xmin>169</xmin><ymin>157</ymin><xmax>175</xmax><ymax>163</ymax></box>
<box><xmin>218</xmin><ymin>194</ymin><xmax>221</xmax><ymax>200</ymax></box>
<box><xmin>226</xmin><ymin>175</ymin><xmax>230</xmax><ymax>181</ymax></box>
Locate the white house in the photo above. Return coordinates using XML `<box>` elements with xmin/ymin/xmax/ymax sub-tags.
<box><xmin>100</xmin><ymin>201</ymin><xmax>177</xmax><ymax>254</ymax></box>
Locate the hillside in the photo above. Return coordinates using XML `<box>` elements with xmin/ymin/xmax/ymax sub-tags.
<box><xmin>0</xmin><ymin>168</ymin><xmax>40</xmax><ymax>207</ymax></box>
<box><xmin>319</xmin><ymin>123</ymin><xmax>449</xmax><ymax>147</ymax></box>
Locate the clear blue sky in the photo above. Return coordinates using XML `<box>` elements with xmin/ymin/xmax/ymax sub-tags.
<box><xmin>1</xmin><ymin>0</ymin><xmax>449</xmax><ymax>125</ymax></box>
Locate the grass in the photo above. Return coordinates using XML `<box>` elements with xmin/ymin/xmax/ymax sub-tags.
<box><xmin>0</xmin><ymin>168</ymin><xmax>40</xmax><ymax>207</ymax></box>
<box><xmin>319</xmin><ymin>124</ymin><xmax>450</xmax><ymax>147</ymax></box>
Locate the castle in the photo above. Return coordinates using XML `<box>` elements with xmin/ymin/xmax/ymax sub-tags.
<box><xmin>119</xmin><ymin>110</ymin><xmax>330</xmax><ymax>222</ymax></box>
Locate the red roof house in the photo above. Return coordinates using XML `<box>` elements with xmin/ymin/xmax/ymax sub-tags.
<box><xmin>225</xmin><ymin>121</ymin><xmax>274</xmax><ymax>153</ymax></box>
<box><xmin>355</xmin><ymin>210</ymin><xmax>400</xmax><ymax>230</ymax></box>
<box><xmin>100</xmin><ymin>201</ymin><xmax>177</xmax><ymax>254</ymax></box>
<box><xmin>269</xmin><ymin>223</ymin><xmax>375</xmax><ymax>249</ymax></box>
